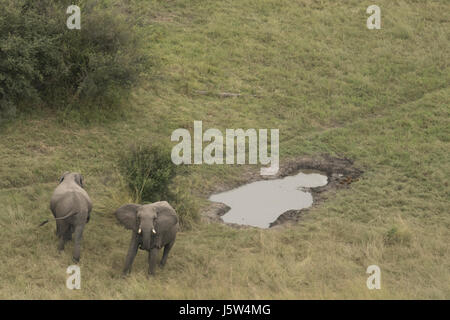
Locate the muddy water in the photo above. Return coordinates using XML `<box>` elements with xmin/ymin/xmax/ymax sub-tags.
<box><xmin>209</xmin><ymin>172</ymin><xmax>328</xmax><ymax>228</ymax></box>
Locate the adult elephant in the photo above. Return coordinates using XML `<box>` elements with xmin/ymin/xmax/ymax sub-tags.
<box><xmin>50</xmin><ymin>172</ymin><xmax>92</xmax><ymax>262</ymax></box>
<box><xmin>115</xmin><ymin>201</ymin><xmax>179</xmax><ymax>276</ymax></box>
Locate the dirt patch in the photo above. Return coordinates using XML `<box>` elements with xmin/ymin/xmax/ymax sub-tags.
<box><xmin>202</xmin><ymin>155</ymin><xmax>363</xmax><ymax>229</ymax></box>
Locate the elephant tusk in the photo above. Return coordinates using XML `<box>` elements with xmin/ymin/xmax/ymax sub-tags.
<box><xmin>152</xmin><ymin>228</ymin><xmax>156</xmax><ymax>234</ymax></box>
<box><xmin>138</xmin><ymin>228</ymin><xmax>142</xmax><ymax>234</ymax></box>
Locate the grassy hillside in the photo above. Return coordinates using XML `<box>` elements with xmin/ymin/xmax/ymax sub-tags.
<box><xmin>0</xmin><ymin>0</ymin><xmax>448</xmax><ymax>299</ymax></box>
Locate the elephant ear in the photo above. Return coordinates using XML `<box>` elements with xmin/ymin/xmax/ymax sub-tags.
<box><xmin>74</xmin><ymin>173</ymin><xmax>84</xmax><ymax>188</ymax></box>
<box><xmin>114</xmin><ymin>204</ymin><xmax>141</xmax><ymax>231</ymax></box>
<box><xmin>59</xmin><ymin>171</ymin><xmax>69</xmax><ymax>184</ymax></box>
<box><xmin>154</xmin><ymin>201</ymin><xmax>178</xmax><ymax>232</ymax></box>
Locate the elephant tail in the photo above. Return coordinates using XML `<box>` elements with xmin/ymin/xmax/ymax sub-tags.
<box><xmin>38</xmin><ymin>220</ymin><xmax>49</xmax><ymax>227</ymax></box>
<box><xmin>38</xmin><ymin>211</ymin><xmax>78</xmax><ymax>227</ymax></box>
<box><xmin>54</xmin><ymin>211</ymin><xmax>78</xmax><ymax>220</ymax></box>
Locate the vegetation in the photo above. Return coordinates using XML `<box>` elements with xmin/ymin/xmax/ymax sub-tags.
<box><xmin>118</xmin><ymin>144</ymin><xmax>199</xmax><ymax>229</ymax></box>
<box><xmin>119</xmin><ymin>144</ymin><xmax>176</xmax><ymax>203</ymax></box>
<box><xmin>0</xmin><ymin>0</ymin><xmax>448</xmax><ymax>299</ymax></box>
<box><xmin>0</xmin><ymin>0</ymin><xmax>150</xmax><ymax>117</ymax></box>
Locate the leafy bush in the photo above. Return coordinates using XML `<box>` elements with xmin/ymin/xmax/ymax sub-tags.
<box><xmin>119</xmin><ymin>144</ymin><xmax>177</xmax><ymax>203</ymax></box>
<box><xmin>0</xmin><ymin>0</ymin><xmax>150</xmax><ymax>114</ymax></box>
<box><xmin>119</xmin><ymin>144</ymin><xmax>200</xmax><ymax>230</ymax></box>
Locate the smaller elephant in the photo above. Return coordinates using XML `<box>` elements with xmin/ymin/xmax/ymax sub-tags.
<box><xmin>115</xmin><ymin>201</ymin><xmax>179</xmax><ymax>276</ymax></box>
<box><xmin>50</xmin><ymin>172</ymin><xmax>92</xmax><ymax>262</ymax></box>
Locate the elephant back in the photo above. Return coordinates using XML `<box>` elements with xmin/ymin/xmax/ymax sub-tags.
<box><xmin>50</xmin><ymin>191</ymin><xmax>91</xmax><ymax>218</ymax></box>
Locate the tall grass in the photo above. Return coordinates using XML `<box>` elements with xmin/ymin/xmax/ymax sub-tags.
<box><xmin>0</xmin><ymin>0</ymin><xmax>448</xmax><ymax>299</ymax></box>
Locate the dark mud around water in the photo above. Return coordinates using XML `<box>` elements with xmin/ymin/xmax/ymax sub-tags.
<box><xmin>203</xmin><ymin>155</ymin><xmax>363</xmax><ymax>229</ymax></box>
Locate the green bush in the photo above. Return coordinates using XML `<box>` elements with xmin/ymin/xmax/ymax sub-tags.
<box><xmin>119</xmin><ymin>144</ymin><xmax>200</xmax><ymax>230</ymax></box>
<box><xmin>0</xmin><ymin>0</ymin><xmax>150</xmax><ymax>114</ymax></box>
<box><xmin>119</xmin><ymin>144</ymin><xmax>177</xmax><ymax>203</ymax></box>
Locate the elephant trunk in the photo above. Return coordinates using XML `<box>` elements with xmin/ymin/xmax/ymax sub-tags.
<box><xmin>141</xmin><ymin>231</ymin><xmax>152</xmax><ymax>251</ymax></box>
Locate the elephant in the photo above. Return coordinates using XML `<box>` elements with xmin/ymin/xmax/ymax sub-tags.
<box><xmin>114</xmin><ymin>201</ymin><xmax>179</xmax><ymax>276</ymax></box>
<box><xmin>50</xmin><ymin>172</ymin><xmax>92</xmax><ymax>262</ymax></box>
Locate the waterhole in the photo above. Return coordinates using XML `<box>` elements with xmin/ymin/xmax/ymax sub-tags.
<box><xmin>209</xmin><ymin>172</ymin><xmax>328</xmax><ymax>228</ymax></box>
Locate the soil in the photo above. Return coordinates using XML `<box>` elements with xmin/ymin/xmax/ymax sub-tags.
<box><xmin>202</xmin><ymin>155</ymin><xmax>364</xmax><ymax>229</ymax></box>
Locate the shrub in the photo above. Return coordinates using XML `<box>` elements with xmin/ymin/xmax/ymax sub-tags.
<box><xmin>0</xmin><ymin>0</ymin><xmax>150</xmax><ymax>113</ymax></box>
<box><xmin>119</xmin><ymin>144</ymin><xmax>200</xmax><ymax>230</ymax></box>
<box><xmin>119</xmin><ymin>144</ymin><xmax>177</xmax><ymax>203</ymax></box>
<box><xmin>384</xmin><ymin>226</ymin><xmax>412</xmax><ymax>246</ymax></box>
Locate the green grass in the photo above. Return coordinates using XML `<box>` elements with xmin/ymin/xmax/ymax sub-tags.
<box><xmin>0</xmin><ymin>0</ymin><xmax>449</xmax><ymax>299</ymax></box>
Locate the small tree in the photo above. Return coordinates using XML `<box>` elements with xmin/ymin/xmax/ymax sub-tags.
<box><xmin>119</xmin><ymin>144</ymin><xmax>177</xmax><ymax>203</ymax></box>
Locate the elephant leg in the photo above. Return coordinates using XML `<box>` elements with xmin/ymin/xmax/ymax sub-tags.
<box><xmin>58</xmin><ymin>237</ymin><xmax>66</xmax><ymax>252</ymax></box>
<box><xmin>148</xmin><ymin>248</ymin><xmax>159</xmax><ymax>276</ymax></box>
<box><xmin>123</xmin><ymin>233</ymin><xmax>139</xmax><ymax>275</ymax></box>
<box><xmin>72</xmin><ymin>224</ymin><xmax>85</xmax><ymax>263</ymax></box>
<box><xmin>160</xmin><ymin>240</ymin><xmax>175</xmax><ymax>268</ymax></box>
<box><xmin>64</xmin><ymin>225</ymin><xmax>73</xmax><ymax>241</ymax></box>
<box><xmin>57</xmin><ymin>222</ymin><xmax>69</xmax><ymax>252</ymax></box>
